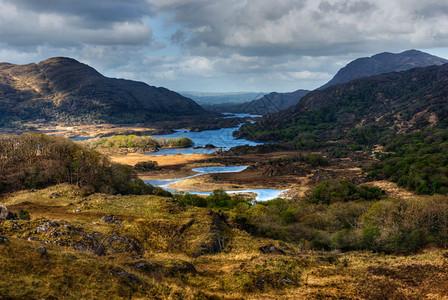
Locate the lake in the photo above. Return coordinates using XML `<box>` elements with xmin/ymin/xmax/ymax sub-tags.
<box><xmin>146</xmin><ymin>125</ymin><xmax>262</xmax><ymax>156</ymax></box>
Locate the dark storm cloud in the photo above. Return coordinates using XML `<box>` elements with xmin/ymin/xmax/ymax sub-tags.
<box><xmin>5</xmin><ymin>0</ymin><xmax>154</xmax><ymax>27</ymax></box>
<box><xmin>151</xmin><ymin>0</ymin><xmax>448</xmax><ymax>57</ymax></box>
<box><xmin>0</xmin><ymin>0</ymin><xmax>448</xmax><ymax>92</ymax></box>
<box><xmin>0</xmin><ymin>0</ymin><xmax>153</xmax><ymax>47</ymax></box>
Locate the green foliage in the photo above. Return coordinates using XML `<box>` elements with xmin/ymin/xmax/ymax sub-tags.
<box><xmin>0</xmin><ymin>132</ymin><xmax>152</xmax><ymax>195</ymax></box>
<box><xmin>17</xmin><ymin>210</ymin><xmax>30</xmax><ymax>221</ymax></box>
<box><xmin>85</xmin><ymin>135</ymin><xmax>193</xmax><ymax>151</ymax></box>
<box><xmin>307</xmin><ymin>180</ymin><xmax>383</xmax><ymax>204</ymax></box>
<box><xmin>230</xmin><ymin>182</ymin><xmax>448</xmax><ymax>254</ymax></box>
<box><xmin>206</xmin><ymin>189</ymin><xmax>232</xmax><ymax>208</ymax></box>
<box><xmin>177</xmin><ymin>190</ymin><xmax>251</xmax><ymax>209</ymax></box>
<box><xmin>237</xmin><ymin>64</ymin><xmax>448</xmax><ymax>150</ymax></box>
<box><xmin>166</xmin><ymin>137</ymin><xmax>194</xmax><ymax>148</ymax></box>
<box><xmin>369</xmin><ymin>128</ymin><xmax>448</xmax><ymax>195</ymax></box>
<box><xmin>134</xmin><ymin>161</ymin><xmax>159</xmax><ymax>171</ymax></box>
<box><xmin>179</xmin><ymin>193</ymin><xmax>208</xmax><ymax>207</ymax></box>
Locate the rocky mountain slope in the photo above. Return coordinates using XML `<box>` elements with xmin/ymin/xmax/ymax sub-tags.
<box><xmin>0</xmin><ymin>57</ymin><xmax>205</xmax><ymax>126</ymax></box>
<box><xmin>319</xmin><ymin>49</ymin><xmax>448</xmax><ymax>90</ymax></box>
<box><xmin>237</xmin><ymin>63</ymin><xmax>448</xmax><ymax>145</ymax></box>
<box><xmin>233</xmin><ymin>50</ymin><xmax>446</xmax><ymax>115</ymax></box>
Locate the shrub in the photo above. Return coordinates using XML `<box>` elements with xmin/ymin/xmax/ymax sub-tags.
<box><xmin>206</xmin><ymin>190</ymin><xmax>231</xmax><ymax>208</ymax></box>
<box><xmin>18</xmin><ymin>210</ymin><xmax>30</xmax><ymax>220</ymax></box>
<box><xmin>134</xmin><ymin>161</ymin><xmax>159</xmax><ymax>171</ymax></box>
<box><xmin>0</xmin><ymin>133</ymin><xmax>152</xmax><ymax>195</ymax></box>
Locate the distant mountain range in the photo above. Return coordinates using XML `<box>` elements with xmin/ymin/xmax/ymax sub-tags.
<box><xmin>179</xmin><ymin>91</ymin><xmax>264</xmax><ymax>107</ymax></box>
<box><xmin>0</xmin><ymin>57</ymin><xmax>205</xmax><ymax>126</ymax></box>
<box><xmin>235</xmin><ymin>49</ymin><xmax>447</xmax><ymax>115</ymax></box>
<box><xmin>235</xmin><ymin>90</ymin><xmax>310</xmax><ymax>115</ymax></box>
<box><xmin>318</xmin><ymin>49</ymin><xmax>448</xmax><ymax>90</ymax></box>
<box><xmin>237</xmin><ymin>62</ymin><xmax>448</xmax><ymax>145</ymax></box>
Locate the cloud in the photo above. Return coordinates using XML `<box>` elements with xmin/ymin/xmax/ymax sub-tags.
<box><xmin>0</xmin><ymin>0</ymin><xmax>447</xmax><ymax>93</ymax></box>
<box><xmin>152</xmin><ymin>0</ymin><xmax>448</xmax><ymax>56</ymax></box>
<box><xmin>0</xmin><ymin>0</ymin><xmax>153</xmax><ymax>47</ymax></box>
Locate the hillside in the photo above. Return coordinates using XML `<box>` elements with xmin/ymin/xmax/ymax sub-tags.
<box><xmin>0</xmin><ymin>57</ymin><xmax>206</xmax><ymax>126</ymax></box>
<box><xmin>319</xmin><ymin>49</ymin><xmax>448</xmax><ymax>90</ymax></box>
<box><xmin>237</xmin><ymin>63</ymin><xmax>448</xmax><ymax>146</ymax></box>
<box><xmin>235</xmin><ymin>89</ymin><xmax>310</xmax><ymax>115</ymax></box>
<box><xmin>231</xmin><ymin>50</ymin><xmax>446</xmax><ymax>116</ymax></box>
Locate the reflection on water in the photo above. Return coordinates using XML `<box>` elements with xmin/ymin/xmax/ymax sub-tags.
<box><xmin>146</xmin><ymin>126</ymin><xmax>262</xmax><ymax>156</ymax></box>
<box><xmin>68</xmin><ymin>136</ymin><xmax>94</xmax><ymax>142</ymax></box>
<box><xmin>145</xmin><ymin>165</ymin><xmax>286</xmax><ymax>201</ymax></box>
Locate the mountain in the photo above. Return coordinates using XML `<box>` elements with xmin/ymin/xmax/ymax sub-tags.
<box><xmin>231</xmin><ymin>50</ymin><xmax>446</xmax><ymax>115</ymax></box>
<box><xmin>179</xmin><ymin>91</ymin><xmax>263</xmax><ymax>106</ymax></box>
<box><xmin>0</xmin><ymin>57</ymin><xmax>205</xmax><ymax>126</ymax></box>
<box><xmin>318</xmin><ymin>49</ymin><xmax>448</xmax><ymax>90</ymax></box>
<box><xmin>234</xmin><ymin>89</ymin><xmax>310</xmax><ymax>115</ymax></box>
<box><xmin>236</xmin><ymin>63</ymin><xmax>448</xmax><ymax>146</ymax></box>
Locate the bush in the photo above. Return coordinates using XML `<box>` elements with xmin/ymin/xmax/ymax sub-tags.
<box><xmin>134</xmin><ymin>161</ymin><xmax>159</xmax><ymax>171</ymax></box>
<box><xmin>307</xmin><ymin>180</ymin><xmax>383</xmax><ymax>204</ymax></box>
<box><xmin>206</xmin><ymin>190</ymin><xmax>231</xmax><ymax>208</ymax></box>
<box><xmin>180</xmin><ymin>193</ymin><xmax>207</xmax><ymax>207</ymax></box>
<box><xmin>0</xmin><ymin>133</ymin><xmax>152</xmax><ymax>195</ymax></box>
<box><xmin>18</xmin><ymin>210</ymin><xmax>30</xmax><ymax>220</ymax></box>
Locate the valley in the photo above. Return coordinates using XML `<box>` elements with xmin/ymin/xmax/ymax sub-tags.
<box><xmin>2</xmin><ymin>50</ymin><xmax>448</xmax><ymax>299</ymax></box>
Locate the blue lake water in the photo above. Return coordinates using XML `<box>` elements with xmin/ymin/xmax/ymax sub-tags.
<box><xmin>222</xmin><ymin>113</ymin><xmax>263</xmax><ymax>118</ymax></box>
<box><xmin>144</xmin><ymin>165</ymin><xmax>287</xmax><ymax>201</ymax></box>
<box><xmin>146</xmin><ymin>126</ymin><xmax>262</xmax><ymax>156</ymax></box>
<box><xmin>69</xmin><ymin>136</ymin><xmax>94</xmax><ymax>141</ymax></box>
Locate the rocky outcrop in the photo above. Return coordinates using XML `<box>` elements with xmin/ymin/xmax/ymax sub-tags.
<box><xmin>0</xmin><ymin>205</ymin><xmax>8</xmax><ymax>220</ymax></box>
<box><xmin>193</xmin><ymin>211</ymin><xmax>230</xmax><ymax>257</ymax></box>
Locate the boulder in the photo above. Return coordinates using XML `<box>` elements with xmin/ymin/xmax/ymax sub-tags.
<box><xmin>100</xmin><ymin>215</ymin><xmax>121</xmax><ymax>224</ymax></box>
<box><xmin>0</xmin><ymin>205</ymin><xmax>8</xmax><ymax>220</ymax></box>
<box><xmin>36</xmin><ymin>246</ymin><xmax>49</xmax><ymax>259</ymax></box>
<box><xmin>259</xmin><ymin>244</ymin><xmax>286</xmax><ymax>255</ymax></box>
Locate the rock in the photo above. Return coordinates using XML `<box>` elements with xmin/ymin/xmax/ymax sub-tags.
<box><xmin>50</xmin><ymin>192</ymin><xmax>59</xmax><ymax>199</ymax></box>
<box><xmin>0</xmin><ymin>237</ymin><xmax>7</xmax><ymax>244</ymax></box>
<box><xmin>94</xmin><ymin>243</ymin><xmax>106</xmax><ymax>256</ymax></box>
<box><xmin>27</xmin><ymin>237</ymin><xmax>40</xmax><ymax>242</ymax></box>
<box><xmin>166</xmin><ymin>260</ymin><xmax>197</xmax><ymax>276</ymax></box>
<box><xmin>193</xmin><ymin>212</ymin><xmax>229</xmax><ymax>257</ymax></box>
<box><xmin>36</xmin><ymin>221</ymin><xmax>60</xmax><ymax>233</ymax></box>
<box><xmin>36</xmin><ymin>246</ymin><xmax>48</xmax><ymax>259</ymax></box>
<box><xmin>109</xmin><ymin>267</ymin><xmax>141</xmax><ymax>285</ymax></box>
<box><xmin>72</xmin><ymin>232</ymin><xmax>104</xmax><ymax>254</ymax></box>
<box><xmin>259</xmin><ymin>244</ymin><xmax>286</xmax><ymax>255</ymax></box>
<box><xmin>36</xmin><ymin>246</ymin><xmax>47</xmax><ymax>254</ymax></box>
<box><xmin>6</xmin><ymin>211</ymin><xmax>17</xmax><ymax>220</ymax></box>
<box><xmin>178</xmin><ymin>220</ymin><xmax>195</xmax><ymax>234</ymax></box>
<box><xmin>103</xmin><ymin>235</ymin><xmax>142</xmax><ymax>255</ymax></box>
<box><xmin>0</xmin><ymin>205</ymin><xmax>8</xmax><ymax>220</ymax></box>
<box><xmin>100</xmin><ymin>214</ymin><xmax>120</xmax><ymax>224</ymax></box>
<box><xmin>129</xmin><ymin>261</ymin><xmax>164</xmax><ymax>275</ymax></box>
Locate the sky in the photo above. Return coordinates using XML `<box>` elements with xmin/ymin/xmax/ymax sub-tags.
<box><xmin>1</xmin><ymin>0</ymin><xmax>448</xmax><ymax>93</ymax></box>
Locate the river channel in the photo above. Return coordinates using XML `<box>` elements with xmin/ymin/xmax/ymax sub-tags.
<box><xmin>144</xmin><ymin>166</ymin><xmax>287</xmax><ymax>201</ymax></box>
<box><xmin>143</xmin><ymin>115</ymin><xmax>287</xmax><ymax>201</ymax></box>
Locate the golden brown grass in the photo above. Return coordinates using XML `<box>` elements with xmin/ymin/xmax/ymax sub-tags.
<box><xmin>2</xmin><ymin>185</ymin><xmax>448</xmax><ymax>299</ymax></box>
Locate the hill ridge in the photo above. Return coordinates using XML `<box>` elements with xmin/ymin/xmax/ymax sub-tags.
<box><xmin>0</xmin><ymin>57</ymin><xmax>205</xmax><ymax>126</ymax></box>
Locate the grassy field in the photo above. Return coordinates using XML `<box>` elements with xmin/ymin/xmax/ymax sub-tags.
<box><xmin>1</xmin><ymin>184</ymin><xmax>448</xmax><ymax>299</ymax></box>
